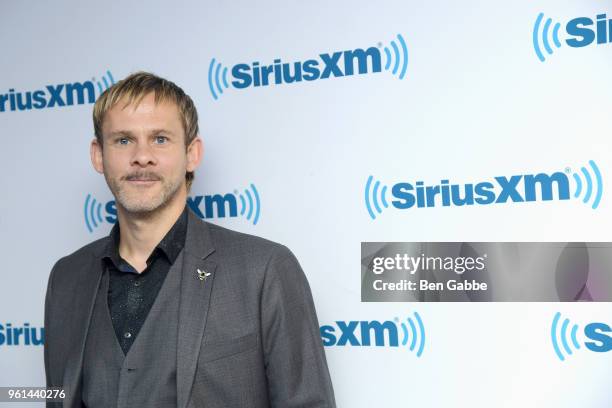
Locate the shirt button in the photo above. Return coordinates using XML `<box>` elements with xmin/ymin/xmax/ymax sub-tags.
<box><xmin>134</xmin><ymin>281</ymin><xmax>141</xmax><ymax>287</ymax></box>
<box><xmin>124</xmin><ymin>332</ymin><xmax>132</xmax><ymax>339</ymax></box>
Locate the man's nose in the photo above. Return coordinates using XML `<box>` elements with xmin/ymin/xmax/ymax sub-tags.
<box><xmin>130</xmin><ymin>140</ymin><xmax>157</xmax><ymax>167</ymax></box>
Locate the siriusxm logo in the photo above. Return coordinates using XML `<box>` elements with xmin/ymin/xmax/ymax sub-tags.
<box><xmin>0</xmin><ymin>323</ymin><xmax>44</xmax><ymax>346</ymax></box>
<box><xmin>320</xmin><ymin>312</ymin><xmax>425</xmax><ymax>357</ymax></box>
<box><xmin>365</xmin><ymin>160</ymin><xmax>603</xmax><ymax>220</ymax></box>
<box><xmin>551</xmin><ymin>312</ymin><xmax>612</xmax><ymax>361</ymax></box>
<box><xmin>533</xmin><ymin>12</ymin><xmax>612</xmax><ymax>62</ymax></box>
<box><xmin>0</xmin><ymin>70</ymin><xmax>115</xmax><ymax>113</ymax></box>
<box><xmin>208</xmin><ymin>34</ymin><xmax>408</xmax><ymax>100</ymax></box>
<box><xmin>84</xmin><ymin>183</ymin><xmax>261</xmax><ymax>233</ymax></box>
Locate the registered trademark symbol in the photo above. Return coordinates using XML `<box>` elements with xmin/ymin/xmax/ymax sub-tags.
<box><xmin>565</xmin><ymin>167</ymin><xmax>571</xmax><ymax>173</ymax></box>
<box><xmin>377</xmin><ymin>42</ymin><xmax>382</xmax><ymax>48</ymax></box>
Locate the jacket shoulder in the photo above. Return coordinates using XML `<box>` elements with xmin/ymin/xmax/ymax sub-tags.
<box><xmin>201</xmin><ymin>221</ymin><xmax>307</xmax><ymax>292</ymax></box>
<box><xmin>204</xmin><ymin>221</ymin><xmax>291</xmax><ymax>257</ymax></box>
<box><xmin>202</xmin><ymin>220</ymin><xmax>287</xmax><ymax>251</ymax></box>
<box><xmin>51</xmin><ymin>236</ymin><xmax>109</xmax><ymax>275</ymax></box>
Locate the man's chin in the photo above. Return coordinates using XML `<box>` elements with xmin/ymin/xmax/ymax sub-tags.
<box><xmin>110</xmin><ymin>182</ymin><xmax>183</xmax><ymax>216</ymax></box>
<box><xmin>116</xmin><ymin>195</ymin><xmax>167</xmax><ymax>215</ymax></box>
<box><xmin>121</xmin><ymin>203</ymin><xmax>164</xmax><ymax>215</ymax></box>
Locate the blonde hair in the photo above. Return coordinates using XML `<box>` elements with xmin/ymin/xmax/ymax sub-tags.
<box><xmin>93</xmin><ymin>71</ymin><xmax>199</xmax><ymax>190</ymax></box>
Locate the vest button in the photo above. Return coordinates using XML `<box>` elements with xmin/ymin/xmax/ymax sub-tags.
<box><xmin>124</xmin><ymin>332</ymin><xmax>132</xmax><ymax>338</ymax></box>
<box><xmin>134</xmin><ymin>281</ymin><xmax>141</xmax><ymax>287</ymax></box>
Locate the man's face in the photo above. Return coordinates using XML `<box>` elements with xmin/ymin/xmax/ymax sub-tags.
<box><xmin>91</xmin><ymin>92</ymin><xmax>199</xmax><ymax>215</ymax></box>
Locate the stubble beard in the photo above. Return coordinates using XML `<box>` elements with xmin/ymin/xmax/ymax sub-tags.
<box><xmin>106</xmin><ymin>171</ymin><xmax>183</xmax><ymax>216</ymax></box>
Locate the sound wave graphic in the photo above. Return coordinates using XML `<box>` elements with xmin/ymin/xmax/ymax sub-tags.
<box><xmin>572</xmin><ymin>160</ymin><xmax>603</xmax><ymax>209</ymax></box>
<box><xmin>84</xmin><ymin>194</ymin><xmax>104</xmax><ymax>233</ymax></box>
<box><xmin>365</xmin><ymin>175</ymin><xmax>389</xmax><ymax>220</ymax></box>
<box><xmin>551</xmin><ymin>312</ymin><xmax>581</xmax><ymax>361</ymax></box>
<box><xmin>94</xmin><ymin>70</ymin><xmax>116</xmax><ymax>97</ymax></box>
<box><xmin>395</xmin><ymin>311</ymin><xmax>426</xmax><ymax>357</ymax></box>
<box><xmin>382</xmin><ymin>34</ymin><xmax>409</xmax><ymax>79</ymax></box>
<box><xmin>208</xmin><ymin>58</ymin><xmax>229</xmax><ymax>100</ymax></box>
<box><xmin>234</xmin><ymin>183</ymin><xmax>261</xmax><ymax>225</ymax></box>
<box><xmin>533</xmin><ymin>12</ymin><xmax>562</xmax><ymax>62</ymax></box>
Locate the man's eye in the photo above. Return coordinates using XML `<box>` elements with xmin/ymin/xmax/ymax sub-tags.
<box><xmin>118</xmin><ymin>138</ymin><xmax>129</xmax><ymax>145</ymax></box>
<box><xmin>155</xmin><ymin>136</ymin><xmax>168</xmax><ymax>144</ymax></box>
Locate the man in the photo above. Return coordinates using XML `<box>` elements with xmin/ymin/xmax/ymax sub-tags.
<box><xmin>44</xmin><ymin>72</ymin><xmax>336</xmax><ymax>407</ymax></box>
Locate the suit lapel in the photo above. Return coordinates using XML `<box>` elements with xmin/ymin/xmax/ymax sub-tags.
<box><xmin>62</xmin><ymin>255</ymin><xmax>105</xmax><ymax>408</ymax></box>
<box><xmin>177</xmin><ymin>210</ymin><xmax>217</xmax><ymax>408</ymax></box>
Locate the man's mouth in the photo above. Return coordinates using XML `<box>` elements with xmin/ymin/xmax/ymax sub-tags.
<box><xmin>125</xmin><ymin>175</ymin><xmax>160</xmax><ymax>185</ymax></box>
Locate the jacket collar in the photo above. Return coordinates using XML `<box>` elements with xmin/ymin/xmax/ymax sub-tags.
<box><xmin>184</xmin><ymin>205</ymin><xmax>216</xmax><ymax>260</ymax></box>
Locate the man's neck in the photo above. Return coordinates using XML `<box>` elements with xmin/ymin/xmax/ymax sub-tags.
<box><xmin>115</xmin><ymin>192</ymin><xmax>186</xmax><ymax>273</ymax></box>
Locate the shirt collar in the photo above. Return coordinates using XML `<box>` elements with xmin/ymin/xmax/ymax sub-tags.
<box><xmin>102</xmin><ymin>204</ymin><xmax>189</xmax><ymax>271</ymax></box>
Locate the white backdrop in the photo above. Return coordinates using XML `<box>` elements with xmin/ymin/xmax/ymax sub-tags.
<box><xmin>1</xmin><ymin>1</ymin><xmax>611</xmax><ymax>407</ymax></box>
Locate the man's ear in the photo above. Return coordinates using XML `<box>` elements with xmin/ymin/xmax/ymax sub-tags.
<box><xmin>186</xmin><ymin>136</ymin><xmax>203</xmax><ymax>172</ymax></box>
<box><xmin>91</xmin><ymin>138</ymin><xmax>104</xmax><ymax>174</ymax></box>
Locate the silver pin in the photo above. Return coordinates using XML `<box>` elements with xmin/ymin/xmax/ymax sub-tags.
<box><xmin>197</xmin><ymin>268</ymin><xmax>211</xmax><ymax>281</ymax></box>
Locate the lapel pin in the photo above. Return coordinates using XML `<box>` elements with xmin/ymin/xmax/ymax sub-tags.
<box><xmin>197</xmin><ymin>268</ymin><xmax>211</xmax><ymax>281</ymax></box>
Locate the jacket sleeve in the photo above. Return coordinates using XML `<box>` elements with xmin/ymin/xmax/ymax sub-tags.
<box><xmin>44</xmin><ymin>258</ymin><xmax>64</xmax><ymax>408</ymax></box>
<box><xmin>260</xmin><ymin>246</ymin><xmax>336</xmax><ymax>407</ymax></box>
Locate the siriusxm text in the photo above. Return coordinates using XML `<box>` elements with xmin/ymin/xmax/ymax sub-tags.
<box><xmin>585</xmin><ymin>322</ymin><xmax>612</xmax><ymax>352</ymax></box>
<box><xmin>321</xmin><ymin>320</ymin><xmax>401</xmax><ymax>347</ymax></box>
<box><xmin>0</xmin><ymin>323</ymin><xmax>44</xmax><ymax>346</ymax></box>
<box><xmin>566</xmin><ymin>13</ymin><xmax>612</xmax><ymax>47</ymax></box>
<box><xmin>392</xmin><ymin>172</ymin><xmax>570</xmax><ymax>209</ymax></box>
<box><xmin>0</xmin><ymin>82</ymin><xmax>96</xmax><ymax>112</ymax></box>
<box><xmin>232</xmin><ymin>47</ymin><xmax>381</xmax><ymax>89</ymax></box>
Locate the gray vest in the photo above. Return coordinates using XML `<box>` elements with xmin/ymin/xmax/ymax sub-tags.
<box><xmin>81</xmin><ymin>251</ymin><xmax>184</xmax><ymax>408</ymax></box>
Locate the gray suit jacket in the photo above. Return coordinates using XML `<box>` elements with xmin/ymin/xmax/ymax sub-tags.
<box><xmin>44</xmin><ymin>208</ymin><xmax>336</xmax><ymax>407</ymax></box>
